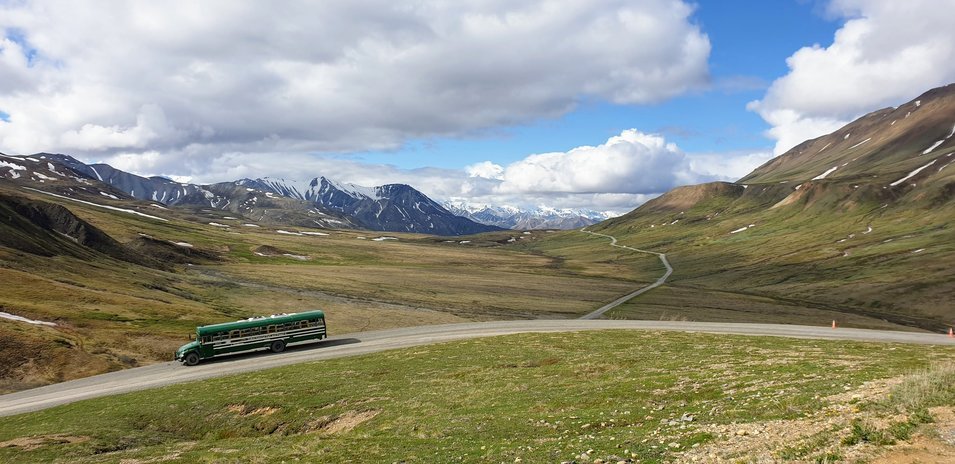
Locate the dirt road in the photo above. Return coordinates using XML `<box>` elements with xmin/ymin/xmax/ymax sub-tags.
<box><xmin>579</xmin><ymin>229</ymin><xmax>673</xmax><ymax>319</ymax></box>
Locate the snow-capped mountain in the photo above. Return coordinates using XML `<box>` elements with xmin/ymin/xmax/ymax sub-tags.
<box><xmin>242</xmin><ymin>177</ymin><xmax>502</xmax><ymax>235</ymax></box>
<box><xmin>443</xmin><ymin>199</ymin><xmax>617</xmax><ymax>230</ymax></box>
<box><xmin>0</xmin><ymin>153</ymin><xmax>500</xmax><ymax>235</ymax></box>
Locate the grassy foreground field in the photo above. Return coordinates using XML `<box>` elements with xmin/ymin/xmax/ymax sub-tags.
<box><xmin>2</xmin><ymin>331</ymin><xmax>954</xmax><ymax>463</ymax></box>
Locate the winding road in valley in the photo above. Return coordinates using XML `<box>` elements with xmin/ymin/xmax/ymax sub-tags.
<box><xmin>579</xmin><ymin>229</ymin><xmax>673</xmax><ymax>319</ymax></box>
<box><xmin>3</xmin><ymin>230</ymin><xmax>953</xmax><ymax>418</ymax></box>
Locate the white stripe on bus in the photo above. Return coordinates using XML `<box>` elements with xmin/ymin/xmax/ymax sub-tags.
<box><xmin>206</xmin><ymin>328</ymin><xmax>326</xmax><ymax>348</ymax></box>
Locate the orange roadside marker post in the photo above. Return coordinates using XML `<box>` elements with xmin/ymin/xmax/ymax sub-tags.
<box><xmin>949</xmin><ymin>327</ymin><xmax>953</xmax><ymax>338</ymax></box>
<box><xmin>832</xmin><ymin>320</ymin><xmax>837</xmax><ymax>329</ymax></box>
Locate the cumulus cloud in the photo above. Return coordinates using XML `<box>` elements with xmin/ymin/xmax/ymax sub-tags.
<box><xmin>749</xmin><ymin>0</ymin><xmax>955</xmax><ymax>154</ymax></box>
<box><xmin>497</xmin><ymin>130</ymin><xmax>691</xmax><ymax>194</ymax></box>
<box><xmin>455</xmin><ymin>129</ymin><xmax>769</xmax><ymax>212</ymax></box>
<box><xmin>465</xmin><ymin>161</ymin><xmax>505</xmax><ymax>180</ymax></box>
<box><xmin>0</xmin><ymin>0</ymin><xmax>710</xmax><ymax>159</ymax></box>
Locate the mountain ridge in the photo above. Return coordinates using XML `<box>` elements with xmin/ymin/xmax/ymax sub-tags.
<box><xmin>0</xmin><ymin>153</ymin><xmax>501</xmax><ymax>236</ymax></box>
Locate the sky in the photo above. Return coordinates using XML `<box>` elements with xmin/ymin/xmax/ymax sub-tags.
<box><xmin>2</xmin><ymin>0</ymin><xmax>955</xmax><ymax>214</ymax></box>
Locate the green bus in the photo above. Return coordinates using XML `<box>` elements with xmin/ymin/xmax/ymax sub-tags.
<box><xmin>175</xmin><ymin>310</ymin><xmax>327</xmax><ymax>366</ymax></box>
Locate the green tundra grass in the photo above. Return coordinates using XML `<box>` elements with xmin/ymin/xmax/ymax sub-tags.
<box><xmin>1</xmin><ymin>331</ymin><xmax>953</xmax><ymax>463</ymax></box>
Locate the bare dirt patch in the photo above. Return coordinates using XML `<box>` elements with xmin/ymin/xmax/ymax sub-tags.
<box><xmin>226</xmin><ymin>404</ymin><xmax>280</xmax><ymax>417</ymax></box>
<box><xmin>678</xmin><ymin>377</ymin><xmax>903</xmax><ymax>462</ymax></box>
<box><xmin>251</xmin><ymin>245</ymin><xmax>292</xmax><ymax>256</ymax></box>
<box><xmin>0</xmin><ymin>434</ymin><xmax>89</xmax><ymax>451</ymax></box>
<box><xmin>305</xmin><ymin>410</ymin><xmax>380</xmax><ymax>435</ymax></box>
<box><xmin>868</xmin><ymin>407</ymin><xmax>955</xmax><ymax>464</ymax></box>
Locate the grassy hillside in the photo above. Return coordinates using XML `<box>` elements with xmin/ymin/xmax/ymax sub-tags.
<box><xmin>0</xmin><ymin>183</ymin><xmax>657</xmax><ymax>392</ymax></box>
<box><xmin>582</xmin><ymin>187</ymin><xmax>955</xmax><ymax>330</ymax></box>
<box><xmin>512</xmin><ymin>86</ymin><xmax>955</xmax><ymax>332</ymax></box>
<box><xmin>1</xmin><ymin>331</ymin><xmax>953</xmax><ymax>463</ymax></box>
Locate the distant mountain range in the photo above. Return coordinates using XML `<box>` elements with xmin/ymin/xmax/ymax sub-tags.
<box><xmin>0</xmin><ymin>154</ymin><xmax>501</xmax><ymax>235</ymax></box>
<box><xmin>443</xmin><ymin>199</ymin><xmax>615</xmax><ymax>230</ymax></box>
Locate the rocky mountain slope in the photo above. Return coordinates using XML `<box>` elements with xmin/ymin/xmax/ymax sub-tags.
<box><xmin>242</xmin><ymin>177</ymin><xmax>501</xmax><ymax>235</ymax></box>
<box><xmin>589</xmin><ymin>83</ymin><xmax>955</xmax><ymax>331</ymax></box>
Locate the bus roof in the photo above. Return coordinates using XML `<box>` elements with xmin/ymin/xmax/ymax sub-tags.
<box><xmin>196</xmin><ymin>310</ymin><xmax>325</xmax><ymax>336</ymax></box>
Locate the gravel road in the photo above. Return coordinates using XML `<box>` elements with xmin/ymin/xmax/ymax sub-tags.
<box><xmin>579</xmin><ymin>229</ymin><xmax>673</xmax><ymax>319</ymax></box>
<box><xmin>2</xmin><ymin>320</ymin><xmax>952</xmax><ymax>417</ymax></box>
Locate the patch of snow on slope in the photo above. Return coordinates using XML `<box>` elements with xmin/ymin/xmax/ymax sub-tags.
<box><xmin>817</xmin><ymin>142</ymin><xmax>832</xmax><ymax>153</ymax></box>
<box><xmin>324</xmin><ymin>178</ymin><xmax>377</xmax><ymax>199</ymax></box>
<box><xmin>0</xmin><ymin>159</ymin><xmax>26</xmax><ymax>174</ymax></box>
<box><xmin>99</xmin><ymin>192</ymin><xmax>119</xmax><ymax>200</ymax></box>
<box><xmin>812</xmin><ymin>166</ymin><xmax>839</xmax><ymax>180</ymax></box>
<box><xmin>890</xmin><ymin>160</ymin><xmax>938</xmax><ymax>186</ymax></box>
<box><xmin>916</xmin><ymin>100</ymin><xmax>921</xmax><ymax>107</ymax></box>
<box><xmin>173</xmin><ymin>242</ymin><xmax>193</xmax><ymax>248</ymax></box>
<box><xmin>23</xmin><ymin>187</ymin><xmax>168</xmax><ymax>221</ymax></box>
<box><xmin>276</xmin><ymin>230</ymin><xmax>302</xmax><ymax>235</ymax></box>
<box><xmin>848</xmin><ymin>138</ymin><xmax>871</xmax><ymax>150</ymax></box>
<box><xmin>242</xmin><ymin>223</ymin><xmax>260</xmax><ymax>227</ymax></box>
<box><xmin>923</xmin><ymin>140</ymin><xmax>946</xmax><ymax>155</ymax></box>
<box><xmin>912</xmin><ymin>249</ymin><xmax>925</xmax><ymax>254</ymax></box>
<box><xmin>0</xmin><ymin>311</ymin><xmax>56</xmax><ymax>326</ymax></box>
<box><xmin>922</xmin><ymin>123</ymin><xmax>955</xmax><ymax>155</ymax></box>
<box><xmin>863</xmin><ymin>226</ymin><xmax>873</xmax><ymax>234</ymax></box>
<box><xmin>844</xmin><ymin>133</ymin><xmax>850</xmax><ymax>140</ymax></box>
<box><xmin>372</xmin><ymin>236</ymin><xmax>398</xmax><ymax>241</ymax></box>
<box><xmin>730</xmin><ymin>224</ymin><xmax>755</xmax><ymax>234</ymax></box>
<box><xmin>209</xmin><ymin>222</ymin><xmax>229</xmax><ymax>227</ymax></box>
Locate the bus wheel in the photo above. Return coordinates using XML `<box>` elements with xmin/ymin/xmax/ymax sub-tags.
<box><xmin>270</xmin><ymin>340</ymin><xmax>286</xmax><ymax>353</ymax></box>
<box><xmin>183</xmin><ymin>352</ymin><xmax>200</xmax><ymax>366</ymax></box>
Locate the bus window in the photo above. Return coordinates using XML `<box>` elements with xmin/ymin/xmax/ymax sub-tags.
<box><xmin>267</xmin><ymin>325</ymin><xmax>276</xmax><ymax>334</ymax></box>
<box><xmin>230</xmin><ymin>330</ymin><xmax>240</xmax><ymax>339</ymax></box>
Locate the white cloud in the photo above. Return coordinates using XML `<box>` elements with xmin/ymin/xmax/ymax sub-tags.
<box><xmin>686</xmin><ymin>150</ymin><xmax>775</xmax><ymax>181</ymax></box>
<box><xmin>460</xmin><ymin>129</ymin><xmax>770</xmax><ymax>211</ymax></box>
<box><xmin>0</xmin><ymin>0</ymin><xmax>710</xmax><ymax>159</ymax></box>
<box><xmin>749</xmin><ymin>0</ymin><xmax>955</xmax><ymax>154</ymax></box>
<box><xmin>465</xmin><ymin>161</ymin><xmax>504</xmax><ymax>180</ymax></box>
<box><xmin>497</xmin><ymin>129</ymin><xmax>691</xmax><ymax>194</ymax></box>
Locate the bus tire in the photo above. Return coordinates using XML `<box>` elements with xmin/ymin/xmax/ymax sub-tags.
<box><xmin>270</xmin><ymin>340</ymin><xmax>286</xmax><ymax>353</ymax></box>
<box><xmin>183</xmin><ymin>352</ymin><xmax>200</xmax><ymax>366</ymax></box>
